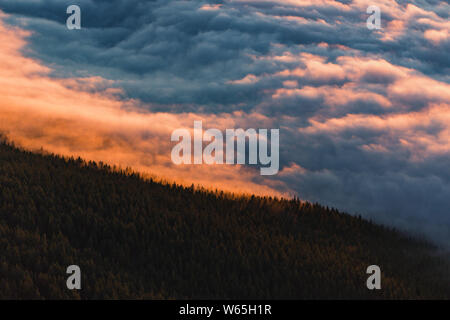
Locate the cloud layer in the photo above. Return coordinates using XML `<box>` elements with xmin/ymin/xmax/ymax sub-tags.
<box><xmin>0</xmin><ymin>0</ymin><xmax>449</xmax><ymax>245</ymax></box>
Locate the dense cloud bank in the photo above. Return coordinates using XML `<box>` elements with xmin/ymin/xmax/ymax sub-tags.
<box><xmin>0</xmin><ymin>0</ymin><xmax>449</xmax><ymax>245</ymax></box>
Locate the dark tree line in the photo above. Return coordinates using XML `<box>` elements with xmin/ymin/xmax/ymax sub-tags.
<box><xmin>0</xmin><ymin>138</ymin><xmax>449</xmax><ymax>299</ymax></box>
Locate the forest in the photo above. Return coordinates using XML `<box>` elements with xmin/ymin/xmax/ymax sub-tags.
<box><xmin>0</xmin><ymin>137</ymin><xmax>449</xmax><ymax>299</ymax></box>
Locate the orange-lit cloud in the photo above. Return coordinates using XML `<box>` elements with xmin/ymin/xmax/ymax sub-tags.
<box><xmin>299</xmin><ymin>102</ymin><xmax>450</xmax><ymax>161</ymax></box>
<box><xmin>199</xmin><ymin>4</ymin><xmax>223</xmax><ymax>11</ymax></box>
<box><xmin>0</xmin><ymin>14</ymin><xmax>286</xmax><ymax>197</ymax></box>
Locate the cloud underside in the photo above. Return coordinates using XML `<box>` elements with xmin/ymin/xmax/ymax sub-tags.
<box><xmin>0</xmin><ymin>0</ymin><xmax>449</xmax><ymax>245</ymax></box>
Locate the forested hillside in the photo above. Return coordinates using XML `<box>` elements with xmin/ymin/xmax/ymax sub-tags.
<box><xmin>0</xmin><ymin>138</ymin><xmax>449</xmax><ymax>299</ymax></box>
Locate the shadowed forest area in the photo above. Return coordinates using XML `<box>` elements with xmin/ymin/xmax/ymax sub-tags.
<box><xmin>0</xmin><ymin>138</ymin><xmax>449</xmax><ymax>299</ymax></box>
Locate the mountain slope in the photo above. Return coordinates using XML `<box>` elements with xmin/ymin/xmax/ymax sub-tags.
<box><xmin>0</xmin><ymin>139</ymin><xmax>449</xmax><ymax>299</ymax></box>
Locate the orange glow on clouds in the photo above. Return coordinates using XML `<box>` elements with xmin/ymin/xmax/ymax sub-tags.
<box><xmin>0</xmin><ymin>14</ymin><xmax>286</xmax><ymax>197</ymax></box>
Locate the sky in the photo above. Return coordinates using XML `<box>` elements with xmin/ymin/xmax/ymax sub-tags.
<box><xmin>0</xmin><ymin>0</ymin><xmax>449</xmax><ymax>246</ymax></box>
